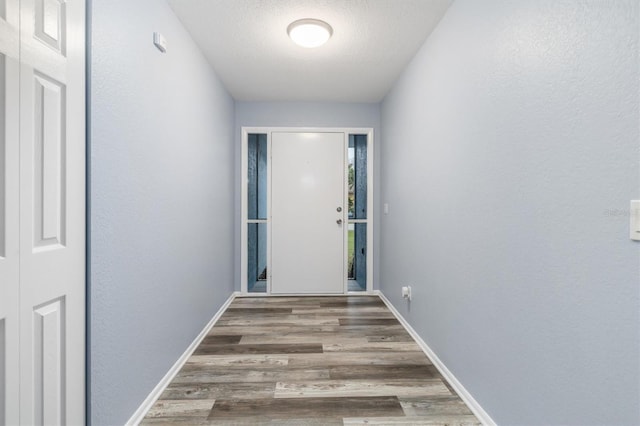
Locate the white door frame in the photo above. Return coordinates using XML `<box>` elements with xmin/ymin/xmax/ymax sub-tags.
<box><xmin>240</xmin><ymin>127</ymin><xmax>374</xmax><ymax>295</ymax></box>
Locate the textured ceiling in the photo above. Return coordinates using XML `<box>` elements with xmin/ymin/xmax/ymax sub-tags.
<box><xmin>167</xmin><ymin>0</ymin><xmax>453</xmax><ymax>102</ymax></box>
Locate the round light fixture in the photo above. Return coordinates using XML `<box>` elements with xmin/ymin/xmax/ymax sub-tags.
<box><xmin>287</xmin><ymin>19</ymin><xmax>333</xmax><ymax>48</ymax></box>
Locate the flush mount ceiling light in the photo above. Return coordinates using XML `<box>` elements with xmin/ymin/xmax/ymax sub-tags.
<box><xmin>287</xmin><ymin>18</ymin><xmax>333</xmax><ymax>48</ymax></box>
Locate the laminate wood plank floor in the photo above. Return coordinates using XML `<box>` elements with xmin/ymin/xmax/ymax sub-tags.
<box><xmin>142</xmin><ymin>296</ymin><xmax>481</xmax><ymax>425</ymax></box>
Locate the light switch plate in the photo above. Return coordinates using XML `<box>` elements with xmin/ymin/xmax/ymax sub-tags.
<box><xmin>630</xmin><ymin>200</ymin><xmax>640</xmax><ymax>241</ymax></box>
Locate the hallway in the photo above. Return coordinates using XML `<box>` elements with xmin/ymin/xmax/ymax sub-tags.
<box><xmin>86</xmin><ymin>1</ymin><xmax>639</xmax><ymax>424</ymax></box>
<box><xmin>142</xmin><ymin>296</ymin><xmax>480</xmax><ymax>425</ymax></box>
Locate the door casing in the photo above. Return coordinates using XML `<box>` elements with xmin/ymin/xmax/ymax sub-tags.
<box><xmin>240</xmin><ymin>127</ymin><xmax>374</xmax><ymax>295</ymax></box>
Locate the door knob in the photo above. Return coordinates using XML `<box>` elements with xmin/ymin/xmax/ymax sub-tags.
<box><xmin>336</xmin><ymin>219</ymin><xmax>343</xmax><ymax>225</ymax></box>
<box><xmin>336</xmin><ymin>207</ymin><xmax>342</xmax><ymax>212</ymax></box>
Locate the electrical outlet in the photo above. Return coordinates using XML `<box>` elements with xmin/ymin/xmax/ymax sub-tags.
<box><xmin>402</xmin><ymin>285</ymin><xmax>412</xmax><ymax>301</ymax></box>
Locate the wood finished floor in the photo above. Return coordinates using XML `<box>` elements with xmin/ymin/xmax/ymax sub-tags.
<box><xmin>142</xmin><ymin>296</ymin><xmax>481</xmax><ymax>425</ymax></box>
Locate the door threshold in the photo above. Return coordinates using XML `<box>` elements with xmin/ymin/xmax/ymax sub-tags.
<box><xmin>236</xmin><ymin>292</ymin><xmax>377</xmax><ymax>297</ymax></box>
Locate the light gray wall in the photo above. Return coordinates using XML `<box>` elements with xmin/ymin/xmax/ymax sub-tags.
<box><xmin>380</xmin><ymin>1</ymin><xmax>639</xmax><ymax>425</ymax></box>
<box><xmin>89</xmin><ymin>1</ymin><xmax>235</xmax><ymax>424</ymax></box>
<box><xmin>234</xmin><ymin>102</ymin><xmax>382</xmax><ymax>290</ymax></box>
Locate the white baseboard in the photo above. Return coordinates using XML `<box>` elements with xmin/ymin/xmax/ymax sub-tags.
<box><xmin>125</xmin><ymin>291</ymin><xmax>240</xmax><ymax>425</ymax></box>
<box><xmin>374</xmin><ymin>290</ymin><xmax>496</xmax><ymax>426</ymax></box>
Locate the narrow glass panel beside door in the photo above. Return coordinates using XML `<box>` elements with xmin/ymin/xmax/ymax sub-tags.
<box><xmin>348</xmin><ymin>134</ymin><xmax>367</xmax><ymax>220</ymax></box>
<box><xmin>348</xmin><ymin>134</ymin><xmax>368</xmax><ymax>291</ymax></box>
<box><xmin>348</xmin><ymin>223</ymin><xmax>367</xmax><ymax>291</ymax></box>
<box><xmin>248</xmin><ymin>133</ymin><xmax>267</xmax><ymax>220</ymax></box>
<box><xmin>247</xmin><ymin>133</ymin><xmax>268</xmax><ymax>293</ymax></box>
<box><xmin>247</xmin><ymin>223</ymin><xmax>267</xmax><ymax>293</ymax></box>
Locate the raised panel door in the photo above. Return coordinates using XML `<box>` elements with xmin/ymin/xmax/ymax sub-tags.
<box><xmin>0</xmin><ymin>1</ymin><xmax>21</xmax><ymax>424</ymax></box>
<box><xmin>18</xmin><ymin>0</ymin><xmax>85</xmax><ymax>423</ymax></box>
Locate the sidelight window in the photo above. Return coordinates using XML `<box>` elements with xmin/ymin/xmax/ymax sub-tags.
<box><xmin>247</xmin><ymin>133</ymin><xmax>267</xmax><ymax>293</ymax></box>
<box><xmin>347</xmin><ymin>135</ymin><xmax>368</xmax><ymax>292</ymax></box>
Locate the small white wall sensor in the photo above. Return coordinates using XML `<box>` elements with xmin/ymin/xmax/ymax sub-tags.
<box><xmin>153</xmin><ymin>32</ymin><xmax>167</xmax><ymax>53</ymax></box>
<box><xmin>630</xmin><ymin>201</ymin><xmax>640</xmax><ymax>241</ymax></box>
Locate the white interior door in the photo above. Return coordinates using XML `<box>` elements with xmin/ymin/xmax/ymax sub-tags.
<box><xmin>271</xmin><ymin>132</ymin><xmax>345</xmax><ymax>294</ymax></box>
<box><xmin>0</xmin><ymin>2</ymin><xmax>21</xmax><ymax>423</ymax></box>
<box><xmin>0</xmin><ymin>0</ymin><xmax>85</xmax><ymax>424</ymax></box>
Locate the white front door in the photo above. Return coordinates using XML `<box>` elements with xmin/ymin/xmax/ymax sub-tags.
<box><xmin>271</xmin><ymin>132</ymin><xmax>345</xmax><ymax>294</ymax></box>
<box><xmin>1</xmin><ymin>0</ymin><xmax>86</xmax><ymax>424</ymax></box>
